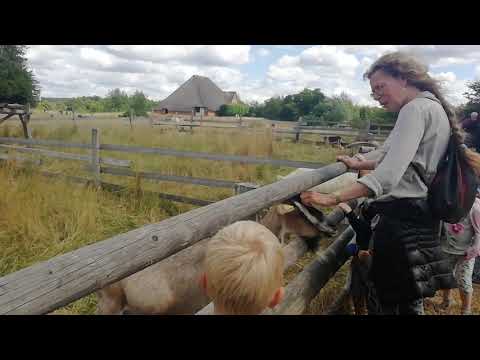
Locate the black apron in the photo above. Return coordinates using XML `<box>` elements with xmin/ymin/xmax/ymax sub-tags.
<box><xmin>368</xmin><ymin>199</ymin><xmax>456</xmax><ymax>304</ymax></box>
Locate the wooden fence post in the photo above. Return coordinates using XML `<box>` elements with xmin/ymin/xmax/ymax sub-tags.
<box><xmin>25</xmin><ymin>103</ymin><xmax>31</xmax><ymax>121</ymax></box>
<box><xmin>129</xmin><ymin>108</ymin><xmax>133</xmax><ymax>130</ymax></box>
<box><xmin>91</xmin><ymin>128</ymin><xmax>101</xmax><ymax>187</ymax></box>
<box><xmin>234</xmin><ymin>182</ymin><xmax>260</xmax><ymax>221</ymax></box>
<box><xmin>19</xmin><ymin>112</ymin><xmax>32</xmax><ymax>139</ymax></box>
<box><xmin>294</xmin><ymin>117</ymin><xmax>302</xmax><ymax>142</ymax></box>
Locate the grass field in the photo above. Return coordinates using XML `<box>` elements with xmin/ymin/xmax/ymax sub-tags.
<box><xmin>2</xmin><ymin>113</ymin><xmax>477</xmax><ymax>315</ymax></box>
<box><xmin>0</xmin><ymin>113</ymin><xmax>348</xmax><ymax>315</ymax></box>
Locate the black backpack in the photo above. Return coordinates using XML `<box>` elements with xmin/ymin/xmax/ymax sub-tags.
<box><xmin>414</xmin><ymin>135</ymin><xmax>478</xmax><ymax>223</ymax></box>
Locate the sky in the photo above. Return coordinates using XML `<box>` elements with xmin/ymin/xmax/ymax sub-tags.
<box><xmin>26</xmin><ymin>45</ymin><xmax>480</xmax><ymax>107</ymax></box>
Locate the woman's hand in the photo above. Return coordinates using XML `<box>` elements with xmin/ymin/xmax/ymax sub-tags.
<box><xmin>300</xmin><ymin>191</ymin><xmax>337</xmax><ymax>208</ymax></box>
<box><xmin>336</xmin><ymin>155</ymin><xmax>364</xmax><ymax>170</ymax></box>
<box><xmin>358</xmin><ymin>250</ymin><xmax>372</xmax><ymax>262</ymax></box>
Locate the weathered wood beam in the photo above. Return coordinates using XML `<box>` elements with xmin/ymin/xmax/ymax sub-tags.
<box><xmin>0</xmin><ymin>144</ymin><xmax>131</xmax><ymax>167</ymax></box>
<box><xmin>100</xmin><ymin>143</ymin><xmax>325</xmax><ymax>169</ymax></box>
<box><xmin>0</xmin><ymin>114</ymin><xmax>14</xmax><ymax>125</ymax></box>
<box><xmin>99</xmin><ymin>166</ymin><xmax>237</xmax><ymax>189</ymax></box>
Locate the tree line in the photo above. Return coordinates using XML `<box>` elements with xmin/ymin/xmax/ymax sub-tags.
<box><xmin>219</xmin><ymin>88</ymin><xmax>396</xmax><ymax>129</ymax></box>
<box><xmin>39</xmin><ymin>89</ymin><xmax>157</xmax><ymax>117</ymax></box>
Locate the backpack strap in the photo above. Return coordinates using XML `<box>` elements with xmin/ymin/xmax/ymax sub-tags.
<box><xmin>411</xmin><ymin>162</ymin><xmax>430</xmax><ymax>188</ymax></box>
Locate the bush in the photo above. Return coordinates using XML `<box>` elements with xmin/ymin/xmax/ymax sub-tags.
<box><xmin>216</xmin><ymin>103</ymin><xmax>249</xmax><ymax>116</ymax></box>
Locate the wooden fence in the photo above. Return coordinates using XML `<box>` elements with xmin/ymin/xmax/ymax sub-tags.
<box><xmin>274</xmin><ymin>126</ymin><xmax>388</xmax><ymax>143</ymax></box>
<box><xmin>0</xmin><ymin>129</ymin><xmax>330</xmax><ymax>206</ymax></box>
<box><xmin>0</xmin><ymin>103</ymin><xmax>32</xmax><ymax>139</ymax></box>
<box><xmin>150</xmin><ymin>116</ymin><xmax>391</xmax><ymax>144</ymax></box>
<box><xmin>0</xmin><ymin>159</ymin><xmax>353</xmax><ymax>314</ymax></box>
<box><xmin>0</xmin><ymin>129</ymin><xmax>376</xmax><ymax>315</ymax></box>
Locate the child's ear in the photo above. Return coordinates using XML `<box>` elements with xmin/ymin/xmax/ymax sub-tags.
<box><xmin>200</xmin><ymin>273</ymin><xmax>208</xmax><ymax>294</ymax></box>
<box><xmin>268</xmin><ymin>286</ymin><xmax>285</xmax><ymax>309</ymax></box>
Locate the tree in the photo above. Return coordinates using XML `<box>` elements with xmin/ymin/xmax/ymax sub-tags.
<box><xmin>351</xmin><ymin>105</ymin><xmax>396</xmax><ymax>129</ymax></box>
<box><xmin>289</xmin><ymin>88</ymin><xmax>326</xmax><ymax>116</ymax></box>
<box><xmin>278</xmin><ymin>103</ymin><xmax>298</xmax><ymax>121</ymax></box>
<box><xmin>464</xmin><ymin>80</ymin><xmax>480</xmax><ymax>104</ymax></box>
<box><xmin>217</xmin><ymin>103</ymin><xmax>249</xmax><ymax>116</ymax></box>
<box><xmin>37</xmin><ymin>100</ymin><xmax>51</xmax><ymax>112</ymax></box>
<box><xmin>104</xmin><ymin>88</ymin><xmax>129</xmax><ymax>112</ymax></box>
<box><xmin>262</xmin><ymin>96</ymin><xmax>284</xmax><ymax>120</ymax></box>
<box><xmin>462</xmin><ymin>80</ymin><xmax>480</xmax><ymax>117</ymax></box>
<box><xmin>245</xmin><ymin>101</ymin><xmax>264</xmax><ymax>117</ymax></box>
<box><xmin>125</xmin><ymin>90</ymin><xmax>151</xmax><ymax>117</ymax></box>
<box><xmin>0</xmin><ymin>45</ymin><xmax>40</xmax><ymax>105</ymax></box>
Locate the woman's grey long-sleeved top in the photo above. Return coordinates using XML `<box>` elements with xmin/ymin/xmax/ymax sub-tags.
<box><xmin>357</xmin><ymin>91</ymin><xmax>450</xmax><ymax>202</ymax></box>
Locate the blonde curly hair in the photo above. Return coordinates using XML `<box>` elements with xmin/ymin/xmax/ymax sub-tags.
<box><xmin>364</xmin><ymin>51</ymin><xmax>480</xmax><ymax>176</ymax></box>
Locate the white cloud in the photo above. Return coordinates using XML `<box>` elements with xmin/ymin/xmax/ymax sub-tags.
<box><xmin>431</xmin><ymin>71</ymin><xmax>457</xmax><ymax>83</ymax></box>
<box><xmin>104</xmin><ymin>45</ymin><xmax>251</xmax><ymax>66</ymax></box>
<box><xmin>475</xmin><ymin>65</ymin><xmax>480</xmax><ymax>79</ymax></box>
<box><xmin>260</xmin><ymin>46</ymin><xmax>362</xmax><ymax>102</ymax></box>
<box><xmin>27</xmin><ymin>45</ymin><xmax>251</xmax><ymax>100</ymax></box>
<box><xmin>80</xmin><ymin>47</ymin><xmax>114</xmax><ymax>67</ymax></box>
<box><xmin>299</xmin><ymin>46</ymin><xmax>360</xmax><ymax>76</ymax></box>
<box><xmin>430</xmin><ymin>71</ymin><xmax>468</xmax><ymax>106</ymax></box>
<box><xmin>25</xmin><ymin>45</ymin><xmax>480</xmax><ymax>106</ymax></box>
<box><xmin>257</xmin><ymin>48</ymin><xmax>270</xmax><ymax>57</ymax></box>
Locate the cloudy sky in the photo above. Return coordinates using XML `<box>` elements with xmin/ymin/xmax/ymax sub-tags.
<box><xmin>26</xmin><ymin>45</ymin><xmax>480</xmax><ymax>107</ymax></box>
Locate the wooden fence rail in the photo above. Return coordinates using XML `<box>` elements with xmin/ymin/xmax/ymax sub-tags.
<box><xmin>0</xmin><ymin>129</ymin><xmax>331</xmax><ymax>207</ymax></box>
<box><xmin>99</xmin><ymin>143</ymin><xmax>324</xmax><ymax>169</ymax></box>
<box><xmin>264</xmin><ymin>226</ymin><xmax>355</xmax><ymax>315</ymax></box>
<box><xmin>0</xmin><ymin>144</ymin><xmax>131</xmax><ymax>167</ymax></box>
<box><xmin>100</xmin><ymin>166</ymin><xmax>238</xmax><ymax>188</ymax></box>
<box><xmin>0</xmin><ymin>136</ymin><xmax>91</xmax><ymax>149</ymax></box>
<box><xmin>0</xmin><ymin>133</ymin><xmax>326</xmax><ymax>169</ymax></box>
<box><xmin>274</xmin><ymin>128</ymin><xmax>388</xmax><ymax>142</ymax></box>
<box><xmin>0</xmin><ymin>161</ymin><xmax>347</xmax><ymax>314</ymax></box>
<box><xmin>34</xmin><ymin>169</ymin><xmax>214</xmax><ymax>207</ymax></box>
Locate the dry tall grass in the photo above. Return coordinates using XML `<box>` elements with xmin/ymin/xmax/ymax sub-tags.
<box><xmin>0</xmin><ymin>115</ymin><xmax>344</xmax><ymax>314</ymax></box>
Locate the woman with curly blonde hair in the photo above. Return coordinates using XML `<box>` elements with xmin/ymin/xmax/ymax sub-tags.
<box><xmin>301</xmin><ymin>51</ymin><xmax>480</xmax><ymax>315</ymax></box>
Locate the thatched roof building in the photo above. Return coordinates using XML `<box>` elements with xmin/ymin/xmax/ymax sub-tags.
<box><xmin>153</xmin><ymin>75</ymin><xmax>242</xmax><ymax>115</ymax></box>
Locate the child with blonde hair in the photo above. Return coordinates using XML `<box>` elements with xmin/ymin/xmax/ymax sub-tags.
<box><xmin>200</xmin><ymin>220</ymin><xmax>285</xmax><ymax>315</ymax></box>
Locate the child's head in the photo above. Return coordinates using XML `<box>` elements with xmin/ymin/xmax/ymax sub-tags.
<box><xmin>201</xmin><ymin>220</ymin><xmax>285</xmax><ymax>315</ymax></box>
